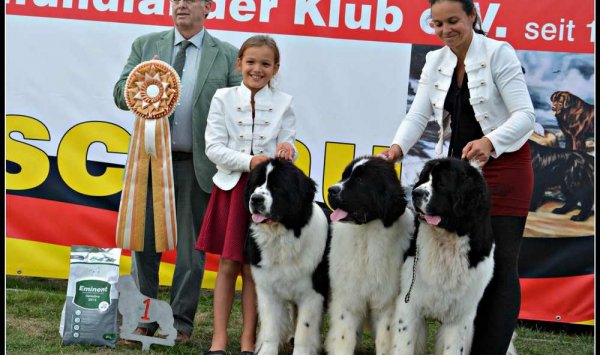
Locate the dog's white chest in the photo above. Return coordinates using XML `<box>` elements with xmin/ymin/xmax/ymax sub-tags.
<box><xmin>330</xmin><ymin>214</ymin><xmax>412</xmax><ymax>299</ymax></box>
<box><xmin>417</xmin><ymin>226</ymin><xmax>471</xmax><ymax>290</ymax></box>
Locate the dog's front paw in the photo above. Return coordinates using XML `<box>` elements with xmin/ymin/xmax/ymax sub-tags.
<box><xmin>256</xmin><ymin>341</ymin><xmax>278</xmax><ymax>355</ymax></box>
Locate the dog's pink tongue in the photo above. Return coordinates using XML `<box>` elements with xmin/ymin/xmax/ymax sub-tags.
<box><xmin>330</xmin><ymin>209</ymin><xmax>348</xmax><ymax>222</ymax></box>
<box><xmin>424</xmin><ymin>215</ymin><xmax>441</xmax><ymax>225</ymax></box>
<box><xmin>252</xmin><ymin>214</ymin><xmax>268</xmax><ymax>223</ymax></box>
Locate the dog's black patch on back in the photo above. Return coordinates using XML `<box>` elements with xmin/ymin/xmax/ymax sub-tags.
<box><xmin>403</xmin><ymin>217</ymin><xmax>420</xmax><ymax>261</ymax></box>
<box><xmin>244</xmin><ymin>228</ymin><xmax>262</xmax><ymax>267</ymax></box>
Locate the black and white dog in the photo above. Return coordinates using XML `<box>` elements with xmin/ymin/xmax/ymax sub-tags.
<box><xmin>326</xmin><ymin>156</ymin><xmax>414</xmax><ymax>355</ymax></box>
<box><xmin>245</xmin><ymin>158</ymin><xmax>330</xmax><ymax>355</ymax></box>
<box><xmin>392</xmin><ymin>158</ymin><xmax>495</xmax><ymax>355</ymax></box>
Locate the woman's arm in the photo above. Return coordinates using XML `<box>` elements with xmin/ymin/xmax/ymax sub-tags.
<box><xmin>484</xmin><ymin>43</ymin><xmax>535</xmax><ymax>158</ymax></box>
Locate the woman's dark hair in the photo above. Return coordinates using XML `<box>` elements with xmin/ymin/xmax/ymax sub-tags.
<box><xmin>428</xmin><ymin>0</ymin><xmax>486</xmax><ymax>35</ymax></box>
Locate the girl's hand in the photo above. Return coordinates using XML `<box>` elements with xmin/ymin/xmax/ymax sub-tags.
<box><xmin>462</xmin><ymin>137</ymin><xmax>494</xmax><ymax>165</ymax></box>
<box><xmin>250</xmin><ymin>155</ymin><xmax>269</xmax><ymax>170</ymax></box>
<box><xmin>379</xmin><ymin>144</ymin><xmax>403</xmax><ymax>162</ymax></box>
<box><xmin>275</xmin><ymin>142</ymin><xmax>294</xmax><ymax>161</ymax></box>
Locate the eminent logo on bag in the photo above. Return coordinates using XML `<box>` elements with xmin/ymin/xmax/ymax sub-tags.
<box><xmin>74</xmin><ymin>280</ymin><xmax>111</xmax><ymax>310</ymax></box>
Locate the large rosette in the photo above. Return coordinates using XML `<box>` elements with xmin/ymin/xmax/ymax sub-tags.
<box><xmin>116</xmin><ymin>60</ymin><xmax>180</xmax><ymax>252</ymax></box>
<box><xmin>124</xmin><ymin>60</ymin><xmax>180</xmax><ymax>119</ymax></box>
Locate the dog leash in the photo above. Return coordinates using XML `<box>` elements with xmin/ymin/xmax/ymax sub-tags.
<box><xmin>404</xmin><ymin>243</ymin><xmax>419</xmax><ymax>303</ymax></box>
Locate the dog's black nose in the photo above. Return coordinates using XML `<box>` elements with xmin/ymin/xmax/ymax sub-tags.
<box><xmin>328</xmin><ymin>185</ymin><xmax>341</xmax><ymax>197</ymax></box>
<box><xmin>250</xmin><ymin>194</ymin><xmax>265</xmax><ymax>206</ymax></box>
<box><xmin>412</xmin><ymin>188</ymin><xmax>429</xmax><ymax>202</ymax></box>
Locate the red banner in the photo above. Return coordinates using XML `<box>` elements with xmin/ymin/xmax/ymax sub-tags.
<box><xmin>6</xmin><ymin>0</ymin><xmax>594</xmax><ymax>53</ymax></box>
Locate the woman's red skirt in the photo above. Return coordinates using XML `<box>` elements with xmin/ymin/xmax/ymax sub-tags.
<box><xmin>483</xmin><ymin>142</ymin><xmax>533</xmax><ymax>217</ymax></box>
<box><xmin>195</xmin><ymin>174</ymin><xmax>250</xmax><ymax>263</ymax></box>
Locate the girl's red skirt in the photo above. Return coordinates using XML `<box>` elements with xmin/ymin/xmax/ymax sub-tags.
<box><xmin>196</xmin><ymin>174</ymin><xmax>250</xmax><ymax>264</ymax></box>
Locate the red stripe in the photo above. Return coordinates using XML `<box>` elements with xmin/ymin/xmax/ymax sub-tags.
<box><xmin>7</xmin><ymin>194</ymin><xmax>594</xmax><ymax>319</ymax></box>
<box><xmin>520</xmin><ymin>275</ymin><xmax>595</xmax><ymax>324</ymax></box>
<box><xmin>6</xmin><ymin>0</ymin><xmax>594</xmax><ymax>53</ymax></box>
<box><xmin>6</xmin><ymin>194</ymin><xmax>223</xmax><ymax>271</ymax></box>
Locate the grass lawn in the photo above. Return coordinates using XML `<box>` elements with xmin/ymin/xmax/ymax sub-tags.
<box><xmin>5</xmin><ymin>276</ymin><xmax>594</xmax><ymax>354</ymax></box>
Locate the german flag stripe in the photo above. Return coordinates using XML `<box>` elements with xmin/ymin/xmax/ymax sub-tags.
<box><xmin>6</xmin><ymin>238</ymin><xmax>229</xmax><ymax>289</ymax></box>
<box><xmin>519</xmin><ymin>237</ymin><xmax>594</xmax><ymax>278</ymax></box>
<box><xmin>6</xmin><ymin>194</ymin><xmax>221</xmax><ymax>272</ymax></box>
<box><xmin>6</xmin><ymin>157</ymin><xmax>121</xmax><ymax>211</ymax></box>
<box><xmin>520</xmin><ymin>275</ymin><xmax>594</xmax><ymax>324</ymax></box>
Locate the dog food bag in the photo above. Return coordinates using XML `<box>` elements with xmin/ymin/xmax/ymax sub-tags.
<box><xmin>59</xmin><ymin>246</ymin><xmax>121</xmax><ymax>347</ymax></box>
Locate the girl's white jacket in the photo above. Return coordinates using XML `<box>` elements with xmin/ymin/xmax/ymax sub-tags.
<box><xmin>392</xmin><ymin>31</ymin><xmax>535</xmax><ymax>158</ymax></box>
<box><xmin>205</xmin><ymin>82</ymin><xmax>296</xmax><ymax>191</ymax></box>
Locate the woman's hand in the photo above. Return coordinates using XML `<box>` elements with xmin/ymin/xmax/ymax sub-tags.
<box><xmin>250</xmin><ymin>155</ymin><xmax>269</xmax><ymax>170</ymax></box>
<box><xmin>462</xmin><ymin>137</ymin><xmax>494</xmax><ymax>165</ymax></box>
<box><xmin>275</xmin><ymin>142</ymin><xmax>294</xmax><ymax>161</ymax></box>
<box><xmin>379</xmin><ymin>144</ymin><xmax>403</xmax><ymax>162</ymax></box>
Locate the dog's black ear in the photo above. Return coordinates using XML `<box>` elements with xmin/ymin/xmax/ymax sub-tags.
<box><xmin>382</xmin><ymin>181</ymin><xmax>407</xmax><ymax>227</ymax></box>
<box><xmin>297</xmin><ymin>167</ymin><xmax>317</xmax><ymax>202</ymax></box>
<box><xmin>453</xmin><ymin>166</ymin><xmax>489</xmax><ymax>220</ymax></box>
<box><xmin>245</xmin><ymin>161</ymin><xmax>267</xmax><ymax>209</ymax></box>
<box><xmin>416</xmin><ymin>159</ymin><xmax>437</xmax><ymax>186</ymax></box>
<box><xmin>383</xmin><ymin>192</ymin><xmax>406</xmax><ymax>227</ymax></box>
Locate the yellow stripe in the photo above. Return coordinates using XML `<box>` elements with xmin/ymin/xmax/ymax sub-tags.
<box><xmin>5</xmin><ymin>238</ymin><xmax>242</xmax><ymax>289</ymax></box>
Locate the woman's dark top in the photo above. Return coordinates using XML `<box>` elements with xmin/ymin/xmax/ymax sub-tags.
<box><xmin>445</xmin><ymin>71</ymin><xmax>484</xmax><ymax>158</ymax></box>
<box><xmin>443</xmin><ymin>69</ymin><xmax>533</xmax><ymax>217</ymax></box>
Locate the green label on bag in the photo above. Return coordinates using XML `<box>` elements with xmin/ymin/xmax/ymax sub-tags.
<box><xmin>73</xmin><ymin>280</ymin><xmax>111</xmax><ymax>310</ymax></box>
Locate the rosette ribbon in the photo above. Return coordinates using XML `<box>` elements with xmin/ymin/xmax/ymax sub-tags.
<box><xmin>116</xmin><ymin>60</ymin><xmax>180</xmax><ymax>252</ymax></box>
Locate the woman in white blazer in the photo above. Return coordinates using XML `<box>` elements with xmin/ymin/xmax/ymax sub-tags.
<box><xmin>381</xmin><ymin>1</ymin><xmax>534</xmax><ymax>354</ymax></box>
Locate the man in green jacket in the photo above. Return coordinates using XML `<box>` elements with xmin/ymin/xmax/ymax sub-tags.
<box><xmin>113</xmin><ymin>0</ymin><xmax>241</xmax><ymax>342</ymax></box>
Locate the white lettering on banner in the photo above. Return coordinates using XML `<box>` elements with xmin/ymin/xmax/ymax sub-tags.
<box><xmin>259</xmin><ymin>0</ymin><xmax>278</xmax><ymax>22</ymax></box>
<box><xmin>8</xmin><ymin>0</ymin><xmax>164</xmax><ymax>13</ymax></box>
<box><xmin>524</xmin><ymin>19</ymin><xmax>576</xmax><ymax>42</ymax></box>
<box><xmin>346</xmin><ymin>3</ymin><xmax>371</xmax><ymax>30</ymax></box>
<box><xmin>375</xmin><ymin>0</ymin><xmax>402</xmax><ymax>32</ymax></box>
<box><xmin>94</xmin><ymin>0</ymin><xmax>119</xmax><ymax>11</ymax></box>
<box><xmin>294</xmin><ymin>0</ymin><xmax>325</xmax><ymax>26</ymax></box>
<box><xmin>329</xmin><ymin>0</ymin><xmax>340</xmax><ymax>28</ymax></box>
<box><xmin>294</xmin><ymin>0</ymin><xmax>401</xmax><ymax>31</ymax></box>
<box><xmin>329</xmin><ymin>0</ymin><xmax>372</xmax><ymax>29</ymax></box>
<box><xmin>138</xmin><ymin>0</ymin><xmax>164</xmax><ymax>15</ymax></box>
<box><xmin>585</xmin><ymin>21</ymin><xmax>594</xmax><ymax>42</ymax></box>
<box><xmin>123</xmin><ymin>0</ymin><xmax>133</xmax><ymax>12</ymax></box>
<box><xmin>209</xmin><ymin>0</ymin><xmax>278</xmax><ymax>22</ymax></box>
<box><xmin>419</xmin><ymin>9</ymin><xmax>434</xmax><ymax>35</ymax></box>
<box><xmin>475</xmin><ymin>3</ymin><xmax>500</xmax><ymax>34</ymax></box>
<box><xmin>230</xmin><ymin>0</ymin><xmax>256</xmax><ymax>22</ymax></box>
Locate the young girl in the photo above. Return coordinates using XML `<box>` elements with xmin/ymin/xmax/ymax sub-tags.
<box><xmin>196</xmin><ymin>35</ymin><xmax>296</xmax><ymax>355</ymax></box>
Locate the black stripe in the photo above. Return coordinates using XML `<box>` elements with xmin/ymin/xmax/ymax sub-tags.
<box><xmin>6</xmin><ymin>156</ymin><xmax>121</xmax><ymax>211</ymax></box>
<box><xmin>518</xmin><ymin>237</ymin><xmax>594</xmax><ymax>278</ymax></box>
